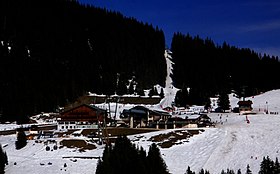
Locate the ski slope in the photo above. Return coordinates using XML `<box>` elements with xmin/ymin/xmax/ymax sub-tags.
<box><xmin>1</xmin><ymin>90</ymin><xmax>280</xmax><ymax>174</ymax></box>
<box><xmin>157</xmin><ymin>50</ymin><xmax>180</xmax><ymax>109</ymax></box>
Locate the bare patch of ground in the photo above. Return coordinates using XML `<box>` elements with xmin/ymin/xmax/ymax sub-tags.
<box><xmin>148</xmin><ymin>129</ymin><xmax>204</xmax><ymax>148</ymax></box>
<box><xmin>60</xmin><ymin>139</ymin><xmax>96</xmax><ymax>151</ymax></box>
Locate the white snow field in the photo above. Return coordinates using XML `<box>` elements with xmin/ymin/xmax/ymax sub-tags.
<box><xmin>1</xmin><ymin>89</ymin><xmax>280</xmax><ymax>174</ymax></box>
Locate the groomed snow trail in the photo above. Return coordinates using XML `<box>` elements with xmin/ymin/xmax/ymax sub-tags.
<box><xmin>161</xmin><ymin>113</ymin><xmax>280</xmax><ymax>174</ymax></box>
<box><xmin>158</xmin><ymin>50</ymin><xmax>179</xmax><ymax>109</ymax></box>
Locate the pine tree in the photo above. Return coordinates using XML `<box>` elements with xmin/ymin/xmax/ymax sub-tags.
<box><xmin>226</xmin><ymin>169</ymin><xmax>235</xmax><ymax>174</ymax></box>
<box><xmin>153</xmin><ymin>87</ymin><xmax>159</xmax><ymax>96</ymax></box>
<box><xmin>0</xmin><ymin>144</ymin><xmax>7</xmax><ymax>174</ymax></box>
<box><xmin>96</xmin><ymin>144</ymin><xmax>113</xmax><ymax>174</ymax></box>
<box><xmin>199</xmin><ymin>168</ymin><xmax>205</xmax><ymax>174</ymax></box>
<box><xmin>217</xmin><ymin>92</ymin><xmax>230</xmax><ymax>112</ymax></box>
<box><xmin>259</xmin><ymin>157</ymin><xmax>267</xmax><ymax>174</ymax></box>
<box><xmin>204</xmin><ymin>97</ymin><xmax>211</xmax><ymax>111</ymax></box>
<box><xmin>175</xmin><ymin>87</ymin><xmax>189</xmax><ymax>107</ymax></box>
<box><xmin>246</xmin><ymin>164</ymin><xmax>252</xmax><ymax>174</ymax></box>
<box><xmin>148</xmin><ymin>88</ymin><xmax>155</xmax><ymax>98</ymax></box>
<box><xmin>186</xmin><ymin>166</ymin><xmax>195</xmax><ymax>174</ymax></box>
<box><xmin>95</xmin><ymin>159</ymin><xmax>104</xmax><ymax>174</ymax></box>
<box><xmin>15</xmin><ymin>129</ymin><xmax>27</xmax><ymax>150</ymax></box>
<box><xmin>128</xmin><ymin>84</ymin><xmax>134</xmax><ymax>95</ymax></box>
<box><xmin>274</xmin><ymin>158</ymin><xmax>280</xmax><ymax>174</ymax></box>
<box><xmin>147</xmin><ymin>143</ymin><xmax>169</xmax><ymax>174</ymax></box>
<box><xmin>96</xmin><ymin>136</ymin><xmax>150</xmax><ymax>174</ymax></box>
<box><xmin>259</xmin><ymin>156</ymin><xmax>275</xmax><ymax>174</ymax></box>
<box><xmin>237</xmin><ymin>169</ymin><xmax>241</xmax><ymax>174</ymax></box>
<box><xmin>137</xmin><ymin>88</ymin><xmax>145</xmax><ymax>96</ymax></box>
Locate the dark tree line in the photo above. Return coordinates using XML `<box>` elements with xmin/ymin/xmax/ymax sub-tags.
<box><xmin>0</xmin><ymin>0</ymin><xmax>166</xmax><ymax>122</ymax></box>
<box><xmin>259</xmin><ymin>156</ymin><xmax>280</xmax><ymax>174</ymax></box>
<box><xmin>185</xmin><ymin>157</ymin><xmax>280</xmax><ymax>174</ymax></box>
<box><xmin>96</xmin><ymin>136</ymin><xmax>169</xmax><ymax>174</ymax></box>
<box><xmin>171</xmin><ymin>33</ymin><xmax>280</xmax><ymax>107</ymax></box>
<box><xmin>1</xmin><ymin>0</ymin><xmax>280</xmax><ymax>122</ymax></box>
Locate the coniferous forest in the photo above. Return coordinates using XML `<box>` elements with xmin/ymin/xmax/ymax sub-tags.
<box><xmin>0</xmin><ymin>0</ymin><xmax>166</xmax><ymax>121</ymax></box>
<box><xmin>0</xmin><ymin>0</ymin><xmax>280</xmax><ymax>122</ymax></box>
<box><xmin>96</xmin><ymin>136</ymin><xmax>169</xmax><ymax>174</ymax></box>
<box><xmin>171</xmin><ymin>33</ymin><xmax>280</xmax><ymax>107</ymax></box>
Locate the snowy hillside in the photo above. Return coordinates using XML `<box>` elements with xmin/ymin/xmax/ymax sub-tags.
<box><xmin>95</xmin><ymin>49</ymin><xmax>179</xmax><ymax>119</ymax></box>
<box><xmin>131</xmin><ymin>90</ymin><xmax>280</xmax><ymax>173</ymax></box>
<box><xmin>1</xmin><ymin>89</ymin><xmax>280</xmax><ymax>174</ymax></box>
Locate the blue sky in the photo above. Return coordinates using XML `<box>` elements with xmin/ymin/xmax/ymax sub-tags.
<box><xmin>79</xmin><ymin>0</ymin><xmax>280</xmax><ymax>57</ymax></box>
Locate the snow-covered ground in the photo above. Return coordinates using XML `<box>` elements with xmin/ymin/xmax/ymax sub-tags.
<box><xmin>157</xmin><ymin>50</ymin><xmax>180</xmax><ymax>109</ymax></box>
<box><xmin>1</xmin><ymin>135</ymin><xmax>104</xmax><ymax>174</ymax></box>
<box><xmin>1</xmin><ymin>89</ymin><xmax>280</xmax><ymax>174</ymax></box>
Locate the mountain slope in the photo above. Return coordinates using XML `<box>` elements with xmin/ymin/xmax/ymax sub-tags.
<box><xmin>0</xmin><ymin>0</ymin><xmax>166</xmax><ymax>120</ymax></box>
<box><xmin>2</xmin><ymin>90</ymin><xmax>280</xmax><ymax>174</ymax></box>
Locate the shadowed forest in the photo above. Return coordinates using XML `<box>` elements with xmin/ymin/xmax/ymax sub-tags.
<box><xmin>0</xmin><ymin>0</ymin><xmax>279</xmax><ymax>122</ymax></box>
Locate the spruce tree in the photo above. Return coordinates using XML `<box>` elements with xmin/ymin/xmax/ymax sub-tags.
<box><xmin>95</xmin><ymin>159</ymin><xmax>104</xmax><ymax>174</ymax></box>
<box><xmin>137</xmin><ymin>88</ymin><xmax>145</xmax><ymax>96</ymax></box>
<box><xmin>186</xmin><ymin>166</ymin><xmax>195</xmax><ymax>174</ymax></box>
<box><xmin>217</xmin><ymin>92</ymin><xmax>230</xmax><ymax>112</ymax></box>
<box><xmin>15</xmin><ymin>129</ymin><xmax>27</xmax><ymax>150</ymax></box>
<box><xmin>0</xmin><ymin>144</ymin><xmax>7</xmax><ymax>174</ymax></box>
<box><xmin>96</xmin><ymin>136</ymin><xmax>148</xmax><ymax>174</ymax></box>
<box><xmin>148</xmin><ymin>88</ymin><xmax>155</xmax><ymax>98</ymax></box>
<box><xmin>259</xmin><ymin>156</ymin><xmax>275</xmax><ymax>174</ymax></box>
<box><xmin>199</xmin><ymin>169</ymin><xmax>205</xmax><ymax>174</ymax></box>
<box><xmin>128</xmin><ymin>84</ymin><xmax>134</xmax><ymax>95</ymax></box>
<box><xmin>237</xmin><ymin>169</ymin><xmax>241</xmax><ymax>174</ymax></box>
<box><xmin>175</xmin><ymin>87</ymin><xmax>189</xmax><ymax>107</ymax></box>
<box><xmin>226</xmin><ymin>169</ymin><xmax>235</xmax><ymax>174</ymax></box>
<box><xmin>153</xmin><ymin>87</ymin><xmax>159</xmax><ymax>96</ymax></box>
<box><xmin>147</xmin><ymin>143</ymin><xmax>169</xmax><ymax>174</ymax></box>
<box><xmin>246</xmin><ymin>164</ymin><xmax>252</xmax><ymax>174</ymax></box>
<box><xmin>204</xmin><ymin>97</ymin><xmax>211</xmax><ymax>111</ymax></box>
<box><xmin>274</xmin><ymin>158</ymin><xmax>280</xmax><ymax>174</ymax></box>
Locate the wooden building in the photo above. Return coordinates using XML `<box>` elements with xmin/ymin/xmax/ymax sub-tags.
<box><xmin>237</xmin><ymin>100</ymin><xmax>253</xmax><ymax>113</ymax></box>
<box><xmin>57</xmin><ymin>104</ymin><xmax>107</xmax><ymax>130</ymax></box>
<box><xmin>121</xmin><ymin>106</ymin><xmax>171</xmax><ymax>128</ymax></box>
